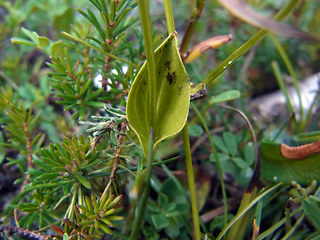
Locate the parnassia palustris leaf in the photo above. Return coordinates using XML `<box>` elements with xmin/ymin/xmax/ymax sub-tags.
<box><xmin>127</xmin><ymin>33</ymin><xmax>190</xmax><ymax>155</ymax></box>
<box><xmin>218</xmin><ymin>0</ymin><xmax>320</xmax><ymax>43</ymax></box>
<box><xmin>260</xmin><ymin>139</ymin><xmax>320</xmax><ymax>184</ymax></box>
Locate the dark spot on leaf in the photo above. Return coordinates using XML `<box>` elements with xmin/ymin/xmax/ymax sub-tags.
<box><xmin>166</xmin><ymin>72</ymin><xmax>177</xmax><ymax>85</ymax></box>
<box><xmin>164</xmin><ymin>59</ymin><xmax>171</xmax><ymax>71</ymax></box>
<box><xmin>178</xmin><ymin>86</ymin><xmax>183</xmax><ymax>95</ymax></box>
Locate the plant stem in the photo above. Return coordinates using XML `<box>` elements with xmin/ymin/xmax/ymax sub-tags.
<box><xmin>137</xmin><ymin>0</ymin><xmax>157</xmax><ymax>131</ymax></box>
<box><xmin>164</xmin><ymin>0</ymin><xmax>175</xmax><ymax>34</ymax></box>
<box><xmin>271</xmin><ymin>61</ymin><xmax>295</xmax><ymax>115</ymax></box>
<box><xmin>129</xmin><ymin>128</ymin><xmax>154</xmax><ymax>240</ymax></box>
<box><xmin>203</xmin><ymin>0</ymin><xmax>300</xmax><ymax>86</ymax></box>
<box><xmin>100</xmin><ymin>122</ymin><xmax>127</xmax><ymax>203</ymax></box>
<box><xmin>180</xmin><ymin>0</ymin><xmax>206</xmax><ymax>54</ymax></box>
<box><xmin>269</xmin><ymin>34</ymin><xmax>303</xmax><ymax>124</ymax></box>
<box><xmin>191</xmin><ymin>103</ymin><xmax>228</xmax><ymax>226</ymax></box>
<box><xmin>182</xmin><ymin>124</ymin><xmax>201</xmax><ymax>240</ymax></box>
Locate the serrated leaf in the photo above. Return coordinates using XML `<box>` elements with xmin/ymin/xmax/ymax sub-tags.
<box><xmin>210</xmin><ymin>90</ymin><xmax>240</xmax><ymax>104</ymax></box>
<box><xmin>127</xmin><ymin>33</ymin><xmax>190</xmax><ymax>155</ymax></box>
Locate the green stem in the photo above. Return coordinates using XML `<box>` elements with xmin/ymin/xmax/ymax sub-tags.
<box><xmin>191</xmin><ymin>103</ymin><xmax>228</xmax><ymax>226</ymax></box>
<box><xmin>164</xmin><ymin>0</ymin><xmax>175</xmax><ymax>34</ymax></box>
<box><xmin>271</xmin><ymin>61</ymin><xmax>295</xmax><ymax>114</ymax></box>
<box><xmin>269</xmin><ymin>34</ymin><xmax>303</xmax><ymax>124</ymax></box>
<box><xmin>129</xmin><ymin>128</ymin><xmax>154</xmax><ymax>240</ymax></box>
<box><xmin>203</xmin><ymin>0</ymin><xmax>300</xmax><ymax>86</ymax></box>
<box><xmin>179</xmin><ymin>0</ymin><xmax>206</xmax><ymax>54</ymax></box>
<box><xmin>137</xmin><ymin>0</ymin><xmax>157</xmax><ymax>130</ymax></box>
<box><xmin>182</xmin><ymin>124</ymin><xmax>201</xmax><ymax>240</ymax></box>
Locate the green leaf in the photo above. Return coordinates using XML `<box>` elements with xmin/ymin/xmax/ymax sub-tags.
<box><xmin>213</xmin><ymin>136</ymin><xmax>229</xmax><ymax>153</ymax></box>
<box><xmin>260</xmin><ymin>140</ymin><xmax>320</xmax><ymax>184</ymax></box>
<box><xmin>209</xmin><ymin>153</ymin><xmax>229</xmax><ymax>162</ymax></box>
<box><xmin>11</xmin><ymin>37</ymin><xmax>37</xmax><ymax>47</ymax></box>
<box><xmin>302</xmin><ymin>196</ymin><xmax>320</xmax><ymax>231</ymax></box>
<box><xmin>210</xmin><ymin>90</ymin><xmax>240</xmax><ymax>104</ymax></box>
<box><xmin>127</xmin><ymin>33</ymin><xmax>190</xmax><ymax>154</ymax></box>
<box><xmin>50</xmin><ymin>41</ymin><xmax>65</xmax><ymax>58</ymax></box>
<box><xmin>38</xmin><ymin>36</ymin><xmax>50</xmax><ymax>48</ymax></box>
<box><xmin>158</xmin><ymin>193</ymin><xmax>169</xmax><ymax>208</ymax></box>
<box><xmin>74</xmin><ymin>172</ymin><xmax>91</xmax><ymax>189</ymax></box>
<box><xmin>151</xmin><ymin>213</ymin><xmax>169</xmax><ymax>229</ymax></box>
<box><xmin>21</xmin><ymin>27</ymin><xmax>39</xmax><ymax>44</ymax></box>
<box><xmin>63</xmin><ymin>233</ymin><xmax>69</xmax><ymax>240</ymax></box>
<box><xmin>223</xmin><ymin>132</ymin><xmax>238</xmax><ymax>156</ymax></box>
<box><xmin>0</xmin><ymin>131</ymin><xmax>5</xmax><ymax>164</ymax></box>
<box><xmin>233</xmin><ymin>157</ymin><xmax>250</xmax><ymax>169</ymax></box>
<box><xmin>189</xmin><ymin>124</ymin><xmax>203</xmax><ymax>137</ymax></box>
<box><xmin>244</xmin><ymin>142</ymin><xmax>255</xmax><ymax>165</ymax></box>
<box><xmin>165</xmin><ymin>225</ymin><xmax>180</xmax><ymax>238</ymax></box>
<box><xmin>54</xmin><ymin>8</ymin><xmax>74</xmax><ymax>32</ymax></box>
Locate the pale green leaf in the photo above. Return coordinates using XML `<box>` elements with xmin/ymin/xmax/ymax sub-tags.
<box><xmin>51</xmin><ymin>41</ymin><xmax>65</xmax><ymax>58</ymax></box>
<box><xmin>127</xmin><ymin>33</ymin><xmax>190</xmax><ymax>154</ymax></box>
<box><xmin>21</xmin><ymin>27</ymin><xmax>39</xmax><ymax>44</ymax></box>
<box><xmin>38</xmin><ymin>36</ymin><xmax>50</xmax><ymax>48</ymax></box>
<box><xmin>210</xmin><ymin>90</ymin><xmax>240</xmax><ymax>104</ymax></box>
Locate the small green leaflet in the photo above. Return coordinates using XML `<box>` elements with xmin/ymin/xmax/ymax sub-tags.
<box><xmin>127</xmin><ymin>33</ymin><xmax>190</xmax><ymax>155</ymax></box>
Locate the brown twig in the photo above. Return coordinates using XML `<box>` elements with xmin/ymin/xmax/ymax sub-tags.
<box><xmin>0</xmin><ymin>225</ymin><xmax>53</xmax><ymax>240</ymax></box>
<box><xmin>179</xmin><ymin>0</ymin><xmax>206</xmax><ymax>54</ymax></box>
<box><xmin>100</xmin><ymin>121</ymin><xmax>127</xmax><ymax>202</ymax></box>
<box><xmin>23</xmin><ymin>122</ymin><xmax>33</xmax><ymax>169</ymax></box>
